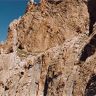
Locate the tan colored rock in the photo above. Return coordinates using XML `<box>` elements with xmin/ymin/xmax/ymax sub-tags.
<box><xmin>0</xmin><ymin>0</ymin><xmax>88</xmax><ymax>53</ymax></box>
<box><xmin>0</xmin><ymin>0</ymin><xmax>96</xmax><ymax>96</ymax></box>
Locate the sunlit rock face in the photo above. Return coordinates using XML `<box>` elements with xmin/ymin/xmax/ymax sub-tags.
<box><xmin>1</xmin><ymin>0</ymin><xmax>96</xmax><ymax>96</ymax></box>
<box><xmin>1</xmin><ymin>0</ymin><xmax>88</xmax><ymax>54</ymax></box>
<box><xmin>30</xmin><ymin>0</ymin><xmax>34</xmax><ymax>3</ymax></box>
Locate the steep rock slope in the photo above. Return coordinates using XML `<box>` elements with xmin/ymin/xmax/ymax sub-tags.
<box><xmin>0</xmin><ymin>0</ymin><xmax>88</xmax><ymax>53</ymax></box>
<box><xmin>0</xmin><ymin>0</ymin><xmax>96</xmax><ymax>96</ymax></box>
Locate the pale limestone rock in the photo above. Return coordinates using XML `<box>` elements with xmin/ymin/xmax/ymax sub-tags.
<box><xmin>0</xmin><ymin>0</ymin><xmax>96</xmax><ymax>96</ymax></box>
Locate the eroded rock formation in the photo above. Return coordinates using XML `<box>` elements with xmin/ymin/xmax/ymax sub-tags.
<box><xmin>0</xmin><ymin>0</ymin><xmax>96</xmax><ymax>96</ymax></box>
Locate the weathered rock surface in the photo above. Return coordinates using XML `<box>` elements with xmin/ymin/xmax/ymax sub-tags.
<box><xmin>1</xmin><ymin>0</ymin><xmax>88</xmax><ymax>53</ymax></box>
<box><xmin>0</xmin><ymin>0</ymin><xmax>96</xmax><ymax>96</ymax></box>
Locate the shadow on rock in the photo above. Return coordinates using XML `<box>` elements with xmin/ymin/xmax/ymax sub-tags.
<box><xmin>79</xmin><ymin>34</ymin><xmax>96</xmax><ymax>62</ymax></box>
<box><xmin>43</xmin><ymin>65</ymin><xmax>62</xmax><ymax>96</ymax></box>
<box><xmin>84</xmin><ymin>0</ymin><xmax>96</xmax><ymax>36</ymax></box>
<box><xmin>85</xmin><ymin>74</ymin><xmax>96</xmax><ymax>96</ymax></box>
<box><xmin>48</xmin><ymin>0</ymin><xmax>63</xmax><ymax>4</ymax></box>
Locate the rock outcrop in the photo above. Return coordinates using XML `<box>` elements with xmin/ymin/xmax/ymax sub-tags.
<box><xmin>1</xmin><ymin>0</ymin><xmax>88</xmax><ymax>53</ymax></box>
<box><xmin>0</xmin><ymin>0</ymin><xmax>96</xmax><ymax>96</ymax></box>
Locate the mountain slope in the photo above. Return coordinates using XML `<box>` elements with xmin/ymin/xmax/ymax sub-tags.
<box><xmin>0</xmin><ymin>0</ymin><xmax>96</xmax><ymax>96</ymax></box>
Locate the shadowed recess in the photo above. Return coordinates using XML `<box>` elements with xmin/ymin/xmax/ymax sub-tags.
<box><xmin>84</xmin><ymin>0</ymin><xmax>96</xmax><ymax>36</ymax></box>
<box><xmin>47</xmin><ymin>0</ymin><xmax>63</xmax><ymax>4</ymax></box>
<box><xmin>85</xmin><ymin>74</ymin><xmax>96</xmax><ymax>96</ymax></box>
<box><xmin>79</xmin><ymin>34</ymin><xmax>96</xmax><ymax>62</ymax></box>
<box><xmin>43</xmin><ymin>65</ymin><xmax>62</xmax><ymax>96</ymax></box>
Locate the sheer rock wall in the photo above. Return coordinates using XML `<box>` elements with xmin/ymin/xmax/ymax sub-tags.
<box><xmin>0</xmin><ymin>0</ymin><xmax>96</xmax><ymax>96</ymax></box>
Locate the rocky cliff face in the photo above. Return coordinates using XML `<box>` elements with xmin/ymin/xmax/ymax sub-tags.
<box><xmin>0</xmin><ymin>0</ymin><xmax>96</xmax><ymax>96</ymax></box>
<box><xmin>1</xmin><ymin>0</ymin><xmax>88</xmax><ymax>53</ymax></box>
